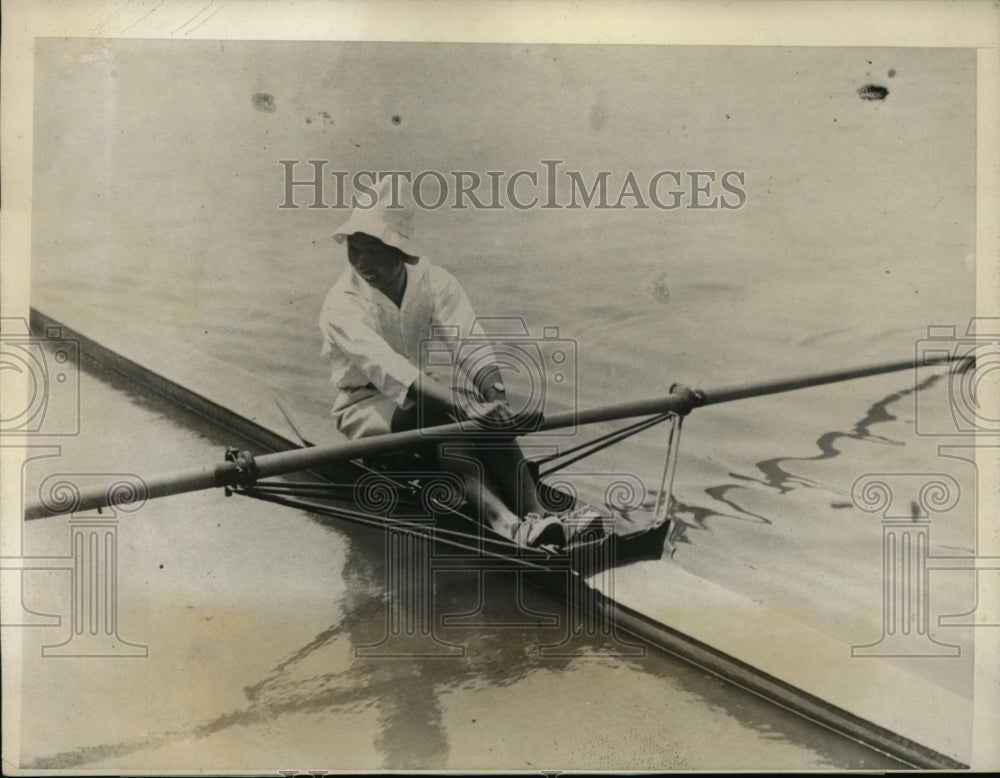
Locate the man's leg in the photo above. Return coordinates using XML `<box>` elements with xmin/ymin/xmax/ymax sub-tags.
<box><xmin>473</xmin><ymin>442</ymin><xmax>547</xmax><ymax>518</ymax></box>
<box><xmin>436</xmin><ymin>448</ymin><xmax>521</xmax><ymax>539</ymax></box>
<box><xmin>391</xmin><ymin>405</ymin><xmax>521</xmax><ymax>538</ymax></box>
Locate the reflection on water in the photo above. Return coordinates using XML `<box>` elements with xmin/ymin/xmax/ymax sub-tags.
<box><xmin>672</xmin><ymin>372</ymin><xmax>945</xmax><ymax>538</ymax></box>
<box><xmin>28</xmin><ymin>555</ymin><xmax>905</xmax><ymax>771</ymax></box>
<box><xmin>234</xmin><ymin>560</ymin><xmax>905</xmax><ymax>771</ymax></box>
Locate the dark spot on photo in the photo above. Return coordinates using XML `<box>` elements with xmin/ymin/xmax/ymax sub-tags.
<box><xmin>858</xmin><ymin>84</ymin><xmax>889</xmax><ymax>101</ymax></box>
<box><xmin>305</xmin><ymin>117</ymin><xmax>312</xmax><ymax>124</ymax></box>
<box><xmin>391</xmin><ymin>114</ymin><xmax>402</xmax><ymax>125</ymax></box>
<box><xmin>648</xmin><ymin>272</ymin><xmax>670</xmax><ymax>304</ymax></box>
<box><xmin>888</xmin><ymin>68</ymin><xmax>896</xmax><ymax>78</ymax></box>
<box><xmin>252</xmin><ymin>92</ymin><xmax>276</xmax><ymax>112</ymax></box>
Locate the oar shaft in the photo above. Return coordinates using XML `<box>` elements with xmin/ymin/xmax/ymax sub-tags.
<box><xmin>700</xmin><ymin>356</ymin><xmax>954</xmax><ymax>406</ymax></box>
<box><xmin>24</xmin><ymin>352</ymin><xmax>963</xmax><ymax>518</ymax></box>
<box><xmin>24</xmin><ymin>463</ymin><xmax>240</xmax><ymax>520</ymax></box>
<box><xmin>535</xmin><ymin>353</ymin><xmax>963</xmax><ymax>428</ymax></box>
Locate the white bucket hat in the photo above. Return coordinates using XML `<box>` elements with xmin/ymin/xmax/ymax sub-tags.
<box><xmin>333</xmin><ymin>176</ymin><xmax>422</xmax><ymax>263</ymax></box>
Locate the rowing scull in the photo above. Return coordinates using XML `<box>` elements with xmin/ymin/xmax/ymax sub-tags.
<box><xmin>22</xmin><ymin>308</ymin><xmax>970</xmax><ymax>770</ymax></box>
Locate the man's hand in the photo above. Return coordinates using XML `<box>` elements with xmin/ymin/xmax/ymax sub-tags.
<box><xmin>466</xmin><ymin>398</ymin><xmax>515</xmax><ymax>429</ymax></box>
<box><xmin>482</xmin><ymin>385</ymin><xmax>507</xmax><ymax>404</ymax></box>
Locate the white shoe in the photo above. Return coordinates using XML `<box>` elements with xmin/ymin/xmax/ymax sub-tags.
<box><xmin>558</xmin><ymin>504</ymin><xmax>606</xmax><ymax>542</ymax></box>
<box><xmin>511</xmin><ymin>515</ymin><xmax>566</xmax><ymax>549</ymax></box>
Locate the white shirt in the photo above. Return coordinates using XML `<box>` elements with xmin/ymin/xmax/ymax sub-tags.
<box><xmin>319</xmin><ymin>259</ymin><xmax>479</xmax><ymax>412</ymax></box>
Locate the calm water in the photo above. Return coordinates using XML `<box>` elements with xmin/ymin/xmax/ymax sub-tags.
<box><xmin>27</xmin><ymin>39</ymin><xmax>979</xmax><ymax>762</ymax></box>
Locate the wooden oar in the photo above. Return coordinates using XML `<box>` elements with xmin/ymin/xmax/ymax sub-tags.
<box><xmin>23</xmin><ymin>352</ymin><xmax>967</xmax><ymax>519</ymax></box>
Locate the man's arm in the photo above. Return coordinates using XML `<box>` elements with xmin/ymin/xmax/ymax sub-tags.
<box><xmin>320</xmin><ymin>298</ymin><xmax>424</xmax><ymax>408</ymax></box>
<box><xmin>406</xmin><ymin>372</ymin><xmax>460</xmax><ymax>416</ymax></box>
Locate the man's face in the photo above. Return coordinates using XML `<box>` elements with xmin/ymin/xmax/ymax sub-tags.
<box><xmin>346</xmin><ymin>233</ymin><xmax>407</xmax><ymax>293</ymax></box>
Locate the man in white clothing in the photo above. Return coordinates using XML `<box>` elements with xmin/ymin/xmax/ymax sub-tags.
<box><xmin>319</xmin><ymin>185</ymin><xmax>565</xmax><ymax>548</ymax></box>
